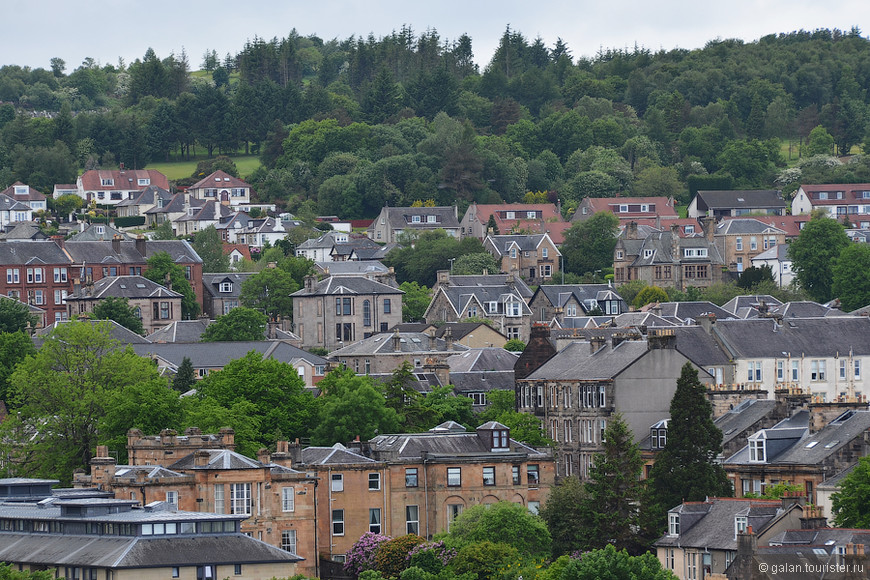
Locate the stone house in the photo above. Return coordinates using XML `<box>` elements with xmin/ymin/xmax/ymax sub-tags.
<box><xmin>714</xmin><ymin>218</ymin><xmax>786</xmax><ymax>275</ymax></box>
<box><xmin>291</xmin><ymin>275</ymin><xmax>404</xmax><ymax>351</ymax></box>
<box><xmin>460</xmin><ymin>203</ymin><xmax>568</xmax><ymax>243</ymax></box>
<box><xmin>613</xmin><ymin>220</ymin><xmax>727</xmax><ymax>290</ymax></box>
<box><xmin>65</xmin><ymin>275</ymin><xmax>182</xmax><ymax>334</ymax></box>
<box><xmin>483</xmin><ymin>233</ymin><xmax>561</xmax><ymax>284</ymax></box>
<box><xmin>367</xmin><ymin>206</ymin><xmax>460</xmax><ymax>243</ymax></box>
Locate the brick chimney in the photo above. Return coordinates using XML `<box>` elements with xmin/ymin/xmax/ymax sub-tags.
<box><xmin>648</xmin><ymin>327</ymin><xmax>677</xmax><ymax>349</ymax></box>
<box><xmin>701</xmin><ymin>216</ymin><xmax>716</xmax><ymax>242</ymax></box>
<box><xmin>590</xmin><ymin>335</ymin><xmax>606</xmax><ymax>353</ymax></box>
<box><xmin>392</xmin><ymin>328</ymin><xmax>402</xmax><ymax>352</ymax></box>
<box><xmin>135</xmin><ymin>234</ymin><xmax>146</xmax><ymax>257</ymax></box>
<box><xmin>90</xmin><ymin>445</ymin><xmax>116</xmax><ymax>487</ymax></box>
<box><xmin>194</xmin><ymin>450</ymin><xmax>211</xmax><ymax>467</ymax></box>
<box><xmin>271</xmin><ymin>440</ymin><xmax>296</xmax><ymax>468</ymax></box>
<box><xmin>444</xmin><ymin>326</ymin><xmax>454</xmax><ymax>351</ymax></box>
<box><xmin>112</xmin><ymin>235</ymin><xmax>122</xmax><ymax>254</ymax></box>
<box><xmin>626</xmin><ymin>221</ymin><xmax>638</xmax><ymax>240</ymax></box>
<box><xmin>257</xmin><ymin>448</ymin><xmax>271</xmax><ymax>465</ymax></box>
<box><xmin>219</xmin><ymin>427</ymin><xmax>236</xmax><ymax>449</ymax></box>
<box><xmin>428</xmin><ymin>328</ymin><xmax>437</xmax><ymax>350</ymax></box>
<box><xmin>799</xmin><ymin>504</ymin><xmax>828</xmax><ymax>529</ymax></box>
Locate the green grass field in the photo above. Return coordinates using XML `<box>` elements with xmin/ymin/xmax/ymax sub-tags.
<box><xmin>146</xmin><ymin>155</ymin><xmax>262</xmax><ymax>180</ymax></box>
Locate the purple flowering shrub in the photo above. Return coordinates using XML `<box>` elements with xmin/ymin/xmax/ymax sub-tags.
<box><xmin>345</xmin><ymin>532</ymin><xmax>392</xmax><ymax>576</ymax></box>
<box><xmin>406</xmin><ymin>541</ymin><xmax>458</xmax><ymax>573</ymax></box>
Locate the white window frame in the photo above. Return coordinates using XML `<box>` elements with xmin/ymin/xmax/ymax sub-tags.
<box><xmin>668</xmin><ymin>513</ymin><xmax>680</xmax><ymax>536</ymax></box>
<box><xmin>368</xmin><ymin>472</ymin><xmax>381</xmax><ymax>491</ymax></box>
<box><xmin>406</xmin><ymin>505</ymin><xmax>419</xmax><ymax>535</ymax></box>
<box><xmin>749</xmin><ymin>439</ymin><xmax>766</xmax><ymax>463</ymax></box>
<box><xmin>331</xmin><ymin>473</ymin><xmax>343</xmax><ymax>492</ymax></box>
<box><xmin>230</xmin><ymin>483</ymin><xmax>251</xmax><ymax>515</ymax></box>
<box><xmin>282</xmin><ymin>487</ymin><xmax>295</xmax><ymax>512</ymax></box>
<box><xmin>332</xmin><ymin>509</ymin><xmax>344</xmax><ymax>536</ymax></box>
<box><xmin>282</xmin><ymin>529</ymin><xmax>297</xmax><ymax>553</ymax></box>
<box><xmin>214</xmin><ymin>484</ymin><xmax>225</xmax><ymax>514</ymax></box>
<box><xmin>447</xmin><ymin>467</ymin><xmax>461</xmax><ymax>486</ymax></box>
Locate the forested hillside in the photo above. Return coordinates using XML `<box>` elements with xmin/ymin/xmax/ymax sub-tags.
<box><xmin>1</xmin><ymin>26</ymin><xmax>869</xmax><ymax>217</ymax></box>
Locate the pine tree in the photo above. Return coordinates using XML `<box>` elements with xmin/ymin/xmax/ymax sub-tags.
<box><xmin>172</xmin><ymin>357</ymin><xmax>196</xmax><ymax>393</ymax></box>
<box><xmin>648</xmin><ymin>363</ymin><xmax>732</xmax><ymax>532</ymax></box>
<box><xmin>584</xmin><ymin>413</ymin><xmax>645</xmax><ymax>553</ymax></box>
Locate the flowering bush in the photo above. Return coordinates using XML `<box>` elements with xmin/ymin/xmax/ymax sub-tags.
<box><xmin>407</xmin><ymin>541</ymin><xmax>458</xmax><ymax>573</ymax></box>
<box><xmin>345</xmin><ymin>532</ymin><xmax>392</xmax><ymax>576</ymax></box>
<box><xmin>375</xmin><ymin>534</ymin><xmax>426</xmax><ymax>578</ymax></box>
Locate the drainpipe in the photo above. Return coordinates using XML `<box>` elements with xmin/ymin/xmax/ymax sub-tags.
<box><xmin>423</xmin><ymin>452</ymin><xmax>430</xmax><ymax>538</ymax></box>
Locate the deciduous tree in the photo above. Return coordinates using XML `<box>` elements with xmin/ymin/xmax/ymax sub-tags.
<box><xmin>788</xmin><ymin>216</ymin><xmax>850</xmax><ymax>302</ymax></box>
<box><xmin>1</xmin><ymin>321</ymin><xmax>169</xmax><ymax>483</ymax></box>
<box><xmin>560</xmin><ymin>211</ymin><xmax>619</xmax><ymax>277</ymax></box>
<box><xmin>92</xmin><ymin>296</ymin><xmax>145</xmax><ymax>335</ymax></box>
<box><xmin>399</xmin><ymin>281</ymin><xmax>431</xmax><ymax>323</ymax></box>
<box><xmin>239</xmin><ymin>266</ymin><xmax>298</xmax><ymax>322</ymax></box>
<box><xmin>832</xmin><ymin>456</ymin><xmax>870</xmax><ymax>528</ymax></box>
<box><xmin>0</xmin><ymin>297</ymin><xmax>37</xmax><ymax>333</ymax></box>
<box><xmin>311</xmin><ymin>367</ymin><xmax>401</xmax><ymax>445</ymax></box>
<box><xmin>448</xmin><ymin>501</ymin><xmax>551</xmax><ymax>558</ymax></box>
<box><xmin>200</xmin><ymin>307</ymin><xmax>267</xmax><ymax>342</ymax></box>
<box><xmin>832</xmin><ymin>243</ymin><xmax>870</xmax><ymax>311</ymax></box>
<box><xmin>192</xmin><ymin>225</ymin><xmax>230</xmax><ymax>273</ymax></box>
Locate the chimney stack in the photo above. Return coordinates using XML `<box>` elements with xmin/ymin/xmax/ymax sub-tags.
<box><xmin>112</xmin><ymin>235</ymin><xmax>121</xmax><ymax>254</ymax></box>
<box><xmin>444</xmin><ymin>326</ymin><xmax>454</xmax><ymax>351</ymax></box>
<box><xmin>392</xmin><ymin>328</ymin><xmax>402</xmax><ymax>352</ymax></box>
<box><xmin>135</xmin><ymin>235</ymin><xmax>146</xmax><ymax>257</ymax></box>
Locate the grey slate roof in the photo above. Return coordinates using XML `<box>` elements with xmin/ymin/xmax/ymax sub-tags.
<box><xmin>67</xmin><ymin>275</ymin><xmax>181</xmax><ymax>300</ymax></box>
<box><xmin>710</xmin><ymin>317</ymin><xmax>870</xmax><ymax>359</ymax></box>
<box><xmin>201</xmin><ymin>272</ymin><xmax>254</xmax><ymax>299</ymax></box>
<box><xmin>64</xmin><ymin>239</ymin><xmax>202</xmax><ymax>264</ymax></box>
<box><xmin>772</xmin><ymin>301</ymin><xmax>848</xmax><ymax>318</ymax></box>
<box><xmin>668</xmin><ymin>326</ymin><xmax>732</xmax><ymax>366</ymax></box>
<box><xmin>443</xmin><ymin>274</ymin><xmax>534</xmax><ymax>299</ymax></box>
<box><xmin>0</xmin><ymin>223</ymin><xmax>48</xmax><ymax>240</ymax></box>
<box><xmin>0</xmin><ymin>240</ymin><xmax>72</xmax><ymax>265</ymax></box>
<box><xmin>291</xmin><ymin>275</ymin><xmax>403</xmax><ymax>297</ymax></box>
<box><xmin>0</xmin><ymin>533</ymin><xmax>300</xmax><ymax>567</ymax></box>
<box><xmin>485</xmin><ymin>234</ymin><xmax>552</xmax><ymax>255</ymax></box>
<box><xmin>721</xmin><ymin>295</ymin><xmax>783</xmax><ymax>318</ymax></box>
<box><xmin>314</xmin><ymin>261</ymin><xmax>389</xmax><ymax>276</ymax></box>
<box><xmin>447</xmin><ymin>347</ymin><xmax>517</xmax><ymax>393</ymax></box>
<box><xmin>715</xmin><ymin>218</ymin><xmax>787</xmax><ymax>235</ymax></box>
<box><xmin>169</xmin><ymin>449</ymin><xmax>263</xmax><ymax>471</ymax></box>
<box><xmin>366</xmin><ymin>425</ymin><xmax>546</xmax><ymax>459</ymax></box>
<box><xmin>34</xmin><ymin>319</ymin><xmax>151</xmax><ymax>344</ymax></box>
<box><xmin>145</xmin><ymin>319</ymin><xmax>212</xmax><ymax>343</ymax></box>
<box><xmin>132</xmin><ymin>340</ymin><xmax>326</xmax><ymax>369</ymax></box>
<box><xmin>299</xmin><ymin>443</ymin><xmax>376</xmax><ymax>465</ymax></box>
<box><xmin>556</xmin><ymin>316</ymin><xmax>614</xmax><ymax>329</ymax></box>
<box><xmin>611</xmin><ymin>312</ymin><xmax>676</xmax><ymax>328</ymax></box>
<box><xmin>525</xmin><ymin>339</ymin><xmax>650</xmax><ymax>381</ymax></box>
<box><xmin>655</xmin><ymin>498</ymin><xmax>789</xmax><ymax>550</ymax></box>
<box><xmin>115</xmin><ymin>184</ymin><xmax>172</xmax><ymax>208</ymax></box>
<box><xmin>655</xmin><ymin>301</ymin><xmax>736</xmax><ymax>323</ymax></box>
<box><xmin>533</xmin><ymin>284</ymin><xmax>626</xmax><ymax>311</ymax></box>
<box><xmin>715</xmin><ymin>399</ymin><xmax>778</xmax><ymax>449</ymax></box>
<box><xmin>328</xmin><ymin>331</ymin><xmax>469</xmax><ymax>357</ymax></box>
<box><xmin>696</xmin><ymin>189</ymin><xmax>785</xmax><ymax>210</ymax></box>
<box><xmin>380</xmin><ymin>206</ymin><xmax>460</xmax><ymax>229</ymax></box>
<box><xmin>67</xmin><ymin>223</ymin><xmax>132</xmax><ymax>242</ymax></box>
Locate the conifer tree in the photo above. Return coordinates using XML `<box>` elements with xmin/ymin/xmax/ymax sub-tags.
<box><xmin>172</xmin><ymin>356</ymin><xmax>196</xmax><ymax>393</ymax></box>
<box><xmin>648</xmin><ymin>363</ymin><xmax>732</xmax><ymax>532</ymax></box>
<box><xmin>584</xmin><ymin>413</ymin><xmax>645</xmax><ymax>553</ymax></box>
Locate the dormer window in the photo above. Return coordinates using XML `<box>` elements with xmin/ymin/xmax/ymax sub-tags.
<box><xmin>138</xmin><ymin>178</ymin><xmax>150</xmax><ymax>186</ymax></box>
<box><xmin>219</xmin><ymin>282</ymin><xmax>232</xmax><ymax>293</ymax></box>
<box><xmin>668</xmin><ymin>513</ymin><xmax>680</xmax><ymax>536</ymax></box>
<box><xmin>101</xmin><ymin>178</ymin><xmax>114</xmax><ymax>187</ymax></box>
<box><xmin>749</xmin><ymin>438</ymin><xmax>766</xmax><ymax>462</ymax></box>
<box><xmin>411</xmin><ymin>215</ymin><xmax>421</xmax><ymax>223</ymax></box>
<box><xmin>644</xmin><ymin>249</ymin><xmax>654</xmax><ymax>258</ymax></box>
<box><xmin>527</xmin><ymin>211</ymin><xmax>536</xmax><ymax>219</ymax></box>
<box><xmin>427</xmin><ymin>215</ymin><xmax>436</xmax><ymax>223</ymax></box>
<box><xmin>651</xmin><ymin>424</ymin><xmax>667</xmax><ymax>449</ymax></box>
<box><xmin>492</xmin><ymin>429</ymin><xmax>509</xmax><ymax>450</ymax></box>
<box><xmin>735</xmin><ymin>515</ymin><xmax>748</xmax><ymax>536</ymax></box>
<box><xmin>14</xmin><ymin>186</ymin><xmax>27</xmax><ymax>195</ymax></box>
<box><xmin>684</xmin><ymin>248</ymin><xmax>708</xmax><ymax>258</ymax></box>
<box><xmin>506</xmin><ymin>301</ymin><xmax>521</xmax><ymax>317</ymax></box>
<box><xmin>619</xmin><ymin>204</ymin><xmax>628</xmax><ymax>213</ymax></box>
<box><xmin>505</xmin><ymin>211</ymin><xmax>515</xmax><ymax>219</ymax></box>
<box><xmin>685</xmin><ymin>225</ymin><xmax>695</xmax><ymax>234</ymax></box>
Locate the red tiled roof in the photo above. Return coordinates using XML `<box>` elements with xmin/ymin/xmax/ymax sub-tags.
<box><xmin>799</xmin><ymin>183</ymin><xmax>870</xmax><ymax>205</ymax></box>
<box><xmin>79</xmin><ymin>169</ymin><xmax>169</xmax><ymax>192</ymax></box>
<box><xmin>222</xmin><ymin>243</ymin><xmax>252</xmax><ymax>260</ymax></box>
<box><xmin>0</xmin><ymin>182</ymin><xmax>46</xmax><ymax>201</ymax></box>
<box><xmin>189</xmin><ymin>170</ymin><xmax>251</xmax><ymax>190</ymax></box>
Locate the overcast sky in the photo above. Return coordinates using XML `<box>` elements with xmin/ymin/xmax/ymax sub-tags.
<box><xmin>9</xmin><ymin>1</ymin><xmax>869</xmax><ymax>72</ymax></box>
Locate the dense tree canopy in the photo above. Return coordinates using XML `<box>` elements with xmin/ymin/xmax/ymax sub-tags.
<box><xmin>1</xmin><ymin>321</ymin><xmax>169</xmax><ymax>483</ymax></box>
<box><xmin>448</xmin><ymin>501</ymin><xmax>551</xmax><ymax>558</ymax></box>
<box><xmin>0</xmin><ymin>297</ymin><xmax>38</xmax><ymax>333</ymax></box>
<box><xmin>200</xmin><ymin>307</ymin><xmax>267</xmax><ymax>342</ymax></box>
<box><xmin>788</xmin><ymin>216</ymin><xmax>850</xmax><ymax>302</ymax></box>
<box><xmin>560</xmin><ymin>211</ymin><xmax>619</xmax><ymax>277</ymax></box>
<box><xmin>832</xmin><ymin>456</ymin><xmax>870</xmax><ymax>528</ymax></box>
<box><xmin>91</xmin><ymin>296</ymin><xmax>145</xmax><ymax>335</ymax></box>
<box><xmin>144</xmin><ymin>252</ymin><xmax>200</xmax><ymax>319</ymax></box>
<box><xmin>831</xmin><ymin>243</ymin><xmax>870</xmax><ymax>311</ymax></box>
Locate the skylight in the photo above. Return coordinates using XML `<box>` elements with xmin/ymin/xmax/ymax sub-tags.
<box><xmin>805</xmin><ymin>441</ymin><xmax>818</xmax><ymax>449</ymax></box>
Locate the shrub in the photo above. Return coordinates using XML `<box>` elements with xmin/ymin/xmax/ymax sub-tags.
<box><xmin>345</xmin><ymin>532</ymin><xmax>392</xmax><ymax>576</ymax></box>
<box><xmin>451</xmin><ymin>541</ymin><xmax>519</xmax><ymax>580</ymax></box>
<box><xmin>407</xmin><ymin>541</ymin><xmax>457</xmax><ymax>573</ymax></box>
<box><xmin>375</xmin><ymin>534</ymin><xmax>426</xmax><ymax>578</ymax></box>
